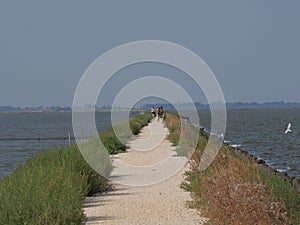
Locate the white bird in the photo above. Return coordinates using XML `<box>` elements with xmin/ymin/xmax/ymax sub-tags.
<box><xmin>284</xmin><ymin>122</ymin><xmax>292</xmax><ymax>134</ymax></box>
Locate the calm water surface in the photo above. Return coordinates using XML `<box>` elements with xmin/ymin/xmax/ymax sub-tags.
<box><xmin>198</xmin><ymin>108</ymin><xmax>300</xmax><ymax>179</ymax></box>
<box><xmin>0</xmin><ymin>111</ymin><xmax>138</xmax><ymax>179</ymax></box>
<box><xmin>0</xmin><ymin>109</ymin><xmax>299</xmax><ymax>179</ymax></box>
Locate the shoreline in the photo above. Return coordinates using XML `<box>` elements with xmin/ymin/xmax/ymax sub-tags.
<box><xmin>192</xmin><ymin>119</ymin><xmax>300</xmax><ymax>196</ymax></box>
<box><xmin>0</xmin><ymin>109</ymin><xmax>144</xmax><ymax>114</ymax></box>
<box><xmin>228</xmin><ymin>143</ymin><xmax>300</xmax><ymax>195</ymax></box>
<box><xmin>0</xmin><ymin>112</ymin><xmax>152</xmax><ymax>224</ymax></box>
<box><xmin>168</xmin><ymin>112</ymin><xmax>300</xmax><ymax>224</ymax></box>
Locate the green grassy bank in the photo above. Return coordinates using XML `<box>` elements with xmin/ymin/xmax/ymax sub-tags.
<box><xmin>164</xmin><ymin>112</ymin><xmax>300</xmax><ymax>225</ymax></box>
<box><xmin>0</xmin><ymin>112</ymin><xmax>151</xmax><ymax>225</ymax></box>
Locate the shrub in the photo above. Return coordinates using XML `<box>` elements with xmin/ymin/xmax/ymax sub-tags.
<box><xmin>165</xmin><ymin>112</ymin><xmax>300</xmax><ymax>225</ymax></box>
<box><xmin>0</xmin><ymin>111</ymin><xmax>152</xmax><ymax>225</ymax></box>
<box><xmin>129</xmin><ymin>121</ymin><xmax>141</xmax><ymax>135</ymax></box>
<box><xmin>0</xmin><ymin>145</ymin><xmax>111</xmax><ymax>225</ymax></box>
<box><xmin>101</xmin><ymin>135</ymin><xmax>126</xmax><ymax>154</ymax></box>
<box><xmin>129</xmin><ymin>113</ymin><xmax>152</xmax><ymax>135</ymax></box>
<box><xmin>99</xmin><ymin>112</ymin><xmax>152</xmax><ymax>153</ymax></box>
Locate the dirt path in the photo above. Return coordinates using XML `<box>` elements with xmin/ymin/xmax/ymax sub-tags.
<box><xmin>84</xmin><ymin>119</ymin><xmax>208</xmax><ymax>225</ymax></box>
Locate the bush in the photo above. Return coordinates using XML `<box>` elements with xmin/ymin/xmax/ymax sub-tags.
<box><xmin>101</xmin><ymin>135</ymin><xmax>126</xmax><ymax>154</ymax></box>
<box><xmin>129</xmin><ymin>113</ymin><xmax>152</xmax><ymax>135</ymax></box>
<box><xmin>129</xmin><ymin>121</ymin><xmax>141</xmax><ymax>135</ymax></box>
<box><xmin>99</xmin><ymin>113</ymin><xmax>151</xmax><ymax>153</ymax></box>
<box><xmin>0</xmin><ymin>146</ymin><xmax>111</xmax><ymax>225</ymax></box>
<box><xmin>0</xmin><ymin>111</ymin><xmax>152</xmax><ymax>225</ymax></box>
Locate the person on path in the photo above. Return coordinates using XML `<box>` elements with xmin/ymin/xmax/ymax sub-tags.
<box><xmin>160</xmin><ymin>106</ymin><xmax>164</xmax><ymax>119</ymax></box>
<box><xmin>157</xmin><ymin>106</ymin><xmax>164</xmax><ymax>121</ymax></box>
<box><xmin>151</xmin><ymin>106</ymin><xmax>156</xmax><ymax>118</ymax></box>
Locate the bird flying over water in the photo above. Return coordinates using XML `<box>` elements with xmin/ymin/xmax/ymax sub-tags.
<box><xmin>284</xmin><ymin>123</ymin><xmax>292</xmax><ymax>134</ymax></box>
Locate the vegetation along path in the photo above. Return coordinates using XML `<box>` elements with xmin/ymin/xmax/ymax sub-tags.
<box><xmin>84</xmin><ymin>118</ymin><xmax>208</xmax><ymax>225</ymax></box>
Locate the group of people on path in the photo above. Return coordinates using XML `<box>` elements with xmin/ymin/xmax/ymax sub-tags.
<box><xmin>150</xmin><ymin>106</ymin><xmax>164</xmax><ymax>120</ymax></box>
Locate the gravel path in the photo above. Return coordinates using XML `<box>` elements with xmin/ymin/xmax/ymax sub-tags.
<box><xmin>84</xmin><ymin>119</ymin><xmax>208</xmax><ymax>225</ymax></box>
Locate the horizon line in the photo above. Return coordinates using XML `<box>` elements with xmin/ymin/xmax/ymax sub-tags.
<box><xmin>1</xmin><ymin>101</ymin><xmax>300</xmax><ymax>109</ymax></box>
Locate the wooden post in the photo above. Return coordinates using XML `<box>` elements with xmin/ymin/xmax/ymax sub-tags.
<box><xmin>68</xmin><ymin>129</ymin><xmax>71</xmax><ymax>146</ymax></box>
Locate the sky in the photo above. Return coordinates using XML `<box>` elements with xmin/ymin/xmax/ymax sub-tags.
<box><xmin>0</xmin><ymin>1</ymin><xmax>299</xmax><ymax>107</ymax></box>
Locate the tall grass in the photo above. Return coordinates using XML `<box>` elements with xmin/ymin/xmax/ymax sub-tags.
<box><xmin>0</xmin><ymin>146</ymin><xmax>105</xmax><ymax>225</ymax></box>
<box><xmin>0</xmin><ymin>111</ymin><xmax>151</xmax><ymax>225</ymax></box>
<box><xmin>164</xmin><ymin>112</ymin><xmax>300</xmax><ymax>225</ymax></box>
<box><xmin>99</xmin><ymin>112</ymin><xmax>152</xmax><ymax>154</ymax></box>
<box><xmin>259</xmin><ymin>169</ymin><xmax>300</xmax><ymax>224</ymax></box>
<box><xmin>164</xmin><ymin>113</ymin><xmax>200</xmax><ymax>157</ymax></box>
<box><xmin>129</xmin><ymin>113</ymin><xmax>152</xmax><ymax>135</ymax></box>
<box><xmin>164</xmin><ymin>113</ymin><xmax>180</xmax><ymax>146</ymax></box>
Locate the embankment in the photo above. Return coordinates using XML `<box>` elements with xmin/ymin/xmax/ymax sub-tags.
<box><xmin>0</xmin><ymin>112</ymin><xmax>151</xmax><ymax>225</ymax></box>
<box><xmin>164</xmin><ymin>112</ymin><xmax>300</xmax><ymax>225</ymax></box>
<box><xmin>230</xmin><ymin>145</ymin><xmax>300</xmax><ymax>196</ymax></box>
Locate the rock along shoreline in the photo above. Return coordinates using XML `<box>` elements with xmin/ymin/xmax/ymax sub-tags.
<box><xmin>194</xmin><ymin>120</ymin><xmax>300</xmax><ymax>197</ymax></box>
<box><xmin>228</xmin><ymin>143</ymin><xmax>300</xmax><ymax>196</ymax></box>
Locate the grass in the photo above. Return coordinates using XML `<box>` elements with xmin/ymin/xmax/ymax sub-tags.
<box><xmin>0</xmin><ymin>146</ymin><xmax>103</xmax><ymax>225</ymax></box>
<box><xmin>100</xmin><ymin>112</ymin><xmax>152</xmax><ymax>154</ymax></box>
<box><xmin>259</xmin><ymin>169</ymin><xmax>300</xmax><ymax>224</ymax></box>
<box><xmin>164</xmin><ymin>112</ymin><xmax>199</xmax><ymax>157</ymax></box>
<box><xmin>164</xmin><ymin>112</ymin><xmax>300</xmax><ymax>225</ymax></box>
<box><xmin>0</xmin><ymin>111</ymin><xmax>151</xmax><ymax>225</ymax></box>
<box><xmin>129</xmin><ymin>113</ymin><xmax>152</xmax><ymax>135</ymax></box>
<box><xmin>100</xmin><ymin>127</ymin><xmax>127</xmax><ymax>154</ymax></box>
<box><xmin>164</xmin><ymin>112</ymin><xmax>181</xmax><ymax>146</ymax></box>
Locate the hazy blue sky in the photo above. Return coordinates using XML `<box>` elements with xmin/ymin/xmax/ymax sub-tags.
<box><xmin>0</xmin><ymin>1</ymin><xmax>299</xmax><ymax>107</ymax></box>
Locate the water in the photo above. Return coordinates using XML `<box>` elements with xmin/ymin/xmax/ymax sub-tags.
<box><xmin>0</xmin><ymin>111</ymin><xmax>138</xmax><ymax>179</ymax></box>
<box><xmin>1</xmin><ymin>109</ymin><xmax>300</xmax><ymax>180</ymax></box>
<box><xmin>198</xmin><ymin>108</ymin><xmax>300</xmax><ymax>179</ymax></box>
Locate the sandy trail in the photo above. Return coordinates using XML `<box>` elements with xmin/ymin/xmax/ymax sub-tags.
<box><xmin>84</xmin><ymin>119</ymin><xmax>208</xmax><ymax>225</ymax></box>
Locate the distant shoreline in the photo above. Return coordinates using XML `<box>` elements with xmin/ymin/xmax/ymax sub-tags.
<box><xmin>0</xmin><ymin>109</ymin><xmax>144</xmax><ymax>114</ymax></box>
<box><xmin>1</xmin><ymin>101</ymin><xmax>300</xmax><ymax>113</ymax></box>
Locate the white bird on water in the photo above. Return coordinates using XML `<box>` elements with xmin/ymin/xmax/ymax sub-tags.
<box><xmin>284</xmin><ymin>122</ymin><xmax>292</xmax><ymax>134</ymax></box>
